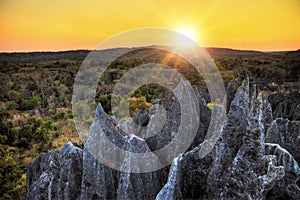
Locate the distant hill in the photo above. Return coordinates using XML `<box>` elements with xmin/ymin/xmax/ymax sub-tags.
<box><xmin>0</xmin><ymin>50</ymin><xmax>90</xmax><ymax>63</ymax></box>
<box><xmin>205</xmin><ymin>47</ymin><xmax>265</xmax><ymax>56</ymax></box>
<box><xmin>1</xmin><ymin>47</ymin><xmax>299</xmax><ymax>64</ymax></box>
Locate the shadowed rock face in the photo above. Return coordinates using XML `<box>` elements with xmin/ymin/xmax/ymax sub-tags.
<box><xmin>156</xmin><ymin>79</ymin><xmax>299</xmax><ymax>200</ymax></box>
<box><xmin>266</xmin><ymin>119</ymin><xmax>300</xmax><ymax>164</ymax></box>
<box><xmin>80</xmin><ymin>103</ymin><xmax>167</xmax><ymax>200</ymax></box>
<box><xmin>23</xmin><ymin>142</ymin><xmax>83</xmax><ymax>200</ymax></box>
<box><xmin>24</xmin><ymin>80</ymin><xmax>300</xmax><ymax>200</ymax></box>
<box><xmin>268</xmin><ymin>91</ymin><xmax>300</xmax><ymax>121</ymax></box>
<box><xmin>207</xmin><ymin>78</ymin><xmax>250</xmax><ymax>197</ymax></box>
<box><xmin>145</xmin><ymin>86</ymin><xmax>211</xmax><ymax>153</ymax></box>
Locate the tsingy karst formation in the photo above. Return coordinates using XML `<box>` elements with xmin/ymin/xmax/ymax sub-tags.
<box><xmin>24</xmin><ymin>79</ymin><xmax>300</xmax><ymax>199</ymax></box>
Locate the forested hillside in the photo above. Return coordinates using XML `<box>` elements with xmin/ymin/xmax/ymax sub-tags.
<box><xmin>0</xmin><ymin>47</ymin><xmax>299</xmax><ymax>199</ymax></box>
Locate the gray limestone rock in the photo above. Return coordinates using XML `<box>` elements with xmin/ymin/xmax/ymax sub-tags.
<box><xmin>156</xmin><ymin>140</ymin><xmax>215</xmax><ymax>200</ymax></box>
<box><xmin>207</xmin><ymin>78</ymin><xmax>250</xmax><ymax>197</ymax></box>
<box><xmin>268</xmin><ymin>91</ymin><xmax>300</xmax><ymax>121</ymax></box>
<box><xmin>157</xmin><ymin>79</ymin><xmax>300</xmax><ymax>200</ymax></box>
<box><xmin>221</xmin><ymin>94</ymin><xmax>284</xmax><ymax>199</ymax></box>
<box><xmin>80</xmin><ymin>103</ymin><xmax>167</xmax><ymax>200</ymax></box>
<box><xmin>24</xmin><ymin>79</ymin><xmax>300</xmax><ymax>200</ymax></box>
<box><xmin>266</xmin><ymin>118</ymin><xmax>300</xmax><ymax>164</ymax></box>
<box><xmin>146</xmin><ymin>83</ymin><xmax>211</xmax><ymax>153</ymax></box>
<box><xmin>23</xmin><ymin>142</ymin><xmax>83</xmax><ymax>200</ymax></box>
<box><xmin>265</xmin><ymin>143</ymin><xmax>300</xmax><ymax>199</ymax></box>
<box><xmin>133</xmin><ymin>110</ymin><xmax>150</xmax><ymax>127</ymax></box>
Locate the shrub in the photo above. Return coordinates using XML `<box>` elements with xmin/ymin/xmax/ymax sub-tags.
<box><xmin>207</xmin><ymin>102</ymin><xmax>215</xmax><ymax>109</ymax></box>
<box><xmin>151</xmin><ymin>98</ymin><xmax>160</xmax><ymax>104</ymax></box>
<box><xmin>129</xmin><ymin>96</ymin><xmax>152</xmax><ymax>115</ymax></box>
<box><xmin>5</xmin><ymin>101</ymin><xmax>17</xmax><ymax>110</ymax></box>
<box><xmin>24</xmin><ymin>97</ymin><xmax>41</xmax><ymax>110</ymax></box>
<box><xmin>54</xmin><ymin>111</ymin><xmax>65</xmax><ymax>120</ymax></box>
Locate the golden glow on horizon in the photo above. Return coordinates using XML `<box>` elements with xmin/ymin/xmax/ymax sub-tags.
<box><xmin>0</xmin><ymin>0</ymin><xmax>300</xmax><ymax>52</ymax></box>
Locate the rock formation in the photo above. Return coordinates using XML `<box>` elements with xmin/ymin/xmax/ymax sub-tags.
<box><xmin>80</xmin><ymin>102</ymin><xmax>166</xmax><ymax>200</ymax></box>
<box><xmin>24</xmin><ymin>142</ymin><xmax>83</xmax><ymax>200</ymax></box>
<box><xmin>266</xmin><ymin>118</ymin><xmax>300</xmax><ymax>163</ymax></box>
<box><xmin>268</xmin><ymin>91</ymin><xmax>300</xmax><ymax>121</ymax></box>
<box><xmin>24</xmin><ymin>79</ymin><xmax>300</xmax><ymax>200</ymax></box>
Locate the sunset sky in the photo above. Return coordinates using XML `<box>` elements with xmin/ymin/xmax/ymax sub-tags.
<box><xmin>0</xmin><ymin>0</ymin><xmax>300</xmax><ymax>52</ymax></box>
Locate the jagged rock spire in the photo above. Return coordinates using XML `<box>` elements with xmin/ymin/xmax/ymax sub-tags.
<box><xmin>24</xmin><ymin>79</ymin><xmax>300</xmax><ymax>200</ymax></box>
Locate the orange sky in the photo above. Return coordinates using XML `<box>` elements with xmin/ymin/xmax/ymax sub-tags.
<box><xmin>0</xmin><ymin>0</ymin><xmax>300</xmax><ymax>52</ymax></box>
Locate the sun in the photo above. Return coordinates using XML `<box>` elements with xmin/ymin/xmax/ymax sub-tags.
<box><xmin>176</xmin><ymin>27</ymin><xmax>197</xmax><ymax>41</ymax></box>
<box><xmin>173</xmin><ymin>27</ymin><xmax>198</xmax><ymax>48</ymax></box>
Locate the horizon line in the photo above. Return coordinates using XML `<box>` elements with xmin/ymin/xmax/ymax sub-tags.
<box><xmin>0</xmin><ymin>46</ymin><xmax>299</xmax><ymax>54</ymax></box>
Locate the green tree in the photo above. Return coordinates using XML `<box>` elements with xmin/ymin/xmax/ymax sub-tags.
<box><xmin>24</xmin><ymin>97</ymin><xmax>41</xmax><ymax>110</ymax></box>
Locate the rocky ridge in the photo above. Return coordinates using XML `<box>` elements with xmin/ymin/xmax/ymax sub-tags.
<box><xmin>24</xmin><ymin>79</ymin><xmax>300</xmax><ymax>200</ymax></box>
